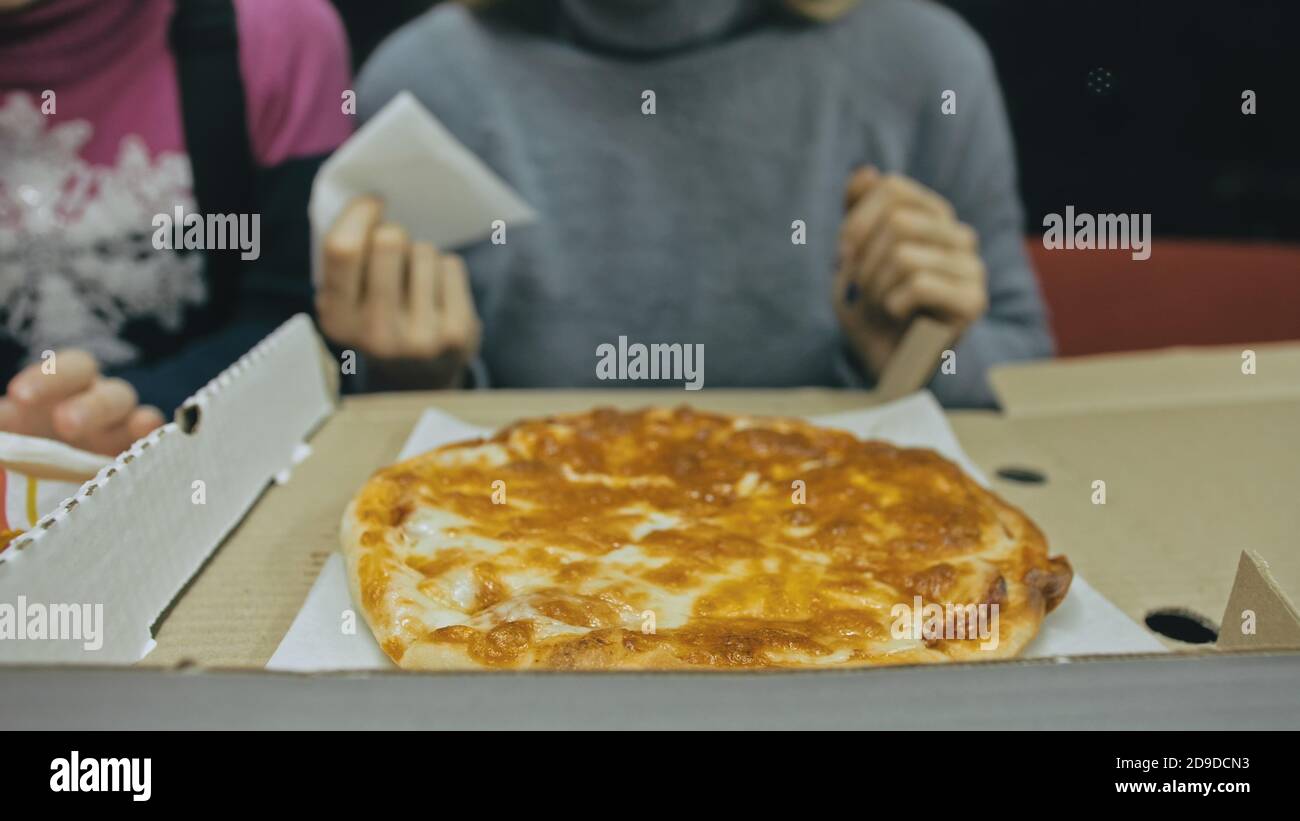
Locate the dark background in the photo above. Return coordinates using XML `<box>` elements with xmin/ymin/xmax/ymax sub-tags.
<box><xmin>329</xmin><ymin>0</ymin><xmax>1300</xmax><ymax>243</ymax></box>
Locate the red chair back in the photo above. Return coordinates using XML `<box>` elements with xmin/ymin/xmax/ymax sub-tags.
<box><xmin>1027</xmin><ymin>240</ymin><xmax>1300</xmax><ymax>357</ymax></box>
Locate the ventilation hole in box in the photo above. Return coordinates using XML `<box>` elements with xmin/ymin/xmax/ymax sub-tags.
<box><xmin>178</xmin><ymin>402</ymin><xmax>201</xmax><ymax>434</ymax></box>
<box><xmin>995</xmin><ymin>466</ymin><xmax>1047</xmax><ymax>484</ymax></box>
<box><xmin>1144</xmin><ymin>608</ymin><xmax>1218</xmax><ymax>644</ymax></box>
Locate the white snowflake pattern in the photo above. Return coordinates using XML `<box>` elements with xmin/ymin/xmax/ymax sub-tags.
<box><xmin>0</xmin><ymin>92</ymin><xmax>207</xmax><ymax>367</ymax></box>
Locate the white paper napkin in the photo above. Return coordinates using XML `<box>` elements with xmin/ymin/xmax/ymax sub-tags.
<box><xmin>309</xmin><ymin>91</ymin><xmax>537</xmax><ymax>285</ymax></box>
<box><xmin>267</xmin><ymin>393</ymin><xmax>1166</xmax><ymax>671</ymax></box>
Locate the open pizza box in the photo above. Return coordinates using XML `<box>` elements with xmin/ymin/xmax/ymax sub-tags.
<box><xmin>0</xmin><ymin>315</ymin><xmax>1296</xmax><ymax>729</ymax></box>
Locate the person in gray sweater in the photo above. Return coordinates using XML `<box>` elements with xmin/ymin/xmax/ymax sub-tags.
<box><xmin>316</xmin><ymin>0</ymin><xmax>1053</xmax><ymax>407</ymax></box>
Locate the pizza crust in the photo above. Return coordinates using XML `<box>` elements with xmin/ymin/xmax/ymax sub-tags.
<box><xmin>342</xmin><ymin>407</ymin><xmax>1071</xmax><ymax>670</ymax></box>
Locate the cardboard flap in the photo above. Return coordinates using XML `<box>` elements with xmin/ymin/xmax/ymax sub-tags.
<box><xmin>1217</xmin><ymin>550</ymin><xmax>1300</xmax><ymax>651</ymax></box>
<box><xmin>0</xmin><ymin>315</ymin><xmax>335</xmax><ymax>664</ymax></box>
<box><xmin>875</xmin><ymin>317</ymin><xmax>961</xmax><ymax>402</ymax></box>
<box><xmin>990</xmin><ymin>343</ymin><xmax>1300</xmax><ymax>417</ymax></box>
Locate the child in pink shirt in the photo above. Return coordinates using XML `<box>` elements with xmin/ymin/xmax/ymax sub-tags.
<box><xmin>0</xmin><ymin>0</ymin><xmax>352</xmax><ymax>453</ymax></box>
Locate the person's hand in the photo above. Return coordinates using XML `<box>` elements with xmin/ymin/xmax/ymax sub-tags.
<box><xmin>316</xmin><ymin>196</ymin><xmax>482</xmax><ymax>390</ymax></box>
<box><xmin>0</xmin><ymin>350</ymin><xmax>164</xmax><ymax>455</ymax></box>
<box><xmin>833</xmin><ymin>166</ymin><xmax>988</xmax><ymax>377</ymax></box>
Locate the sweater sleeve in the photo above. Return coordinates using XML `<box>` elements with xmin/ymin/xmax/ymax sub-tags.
<box><xmin>110</xmin><ymin>0</ymin><xmax>352</xmax><ymax>412</ymax></box>
<box><xmin>883</xmin><ymin>19</ymin><xmax>1054</xmax><ymax>409</ymax></box>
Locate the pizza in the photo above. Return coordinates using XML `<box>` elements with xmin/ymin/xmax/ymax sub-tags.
<box><xmin>342</xmin><ymin>407</ymin><xmax>1071</xmax><ymax>670</ymax></box>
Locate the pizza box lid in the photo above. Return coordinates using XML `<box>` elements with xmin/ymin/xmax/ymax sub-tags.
<box><xmin>0</xmin><ymin>315</ymin><xmax>336</xmax><ymax>664</ymax></box>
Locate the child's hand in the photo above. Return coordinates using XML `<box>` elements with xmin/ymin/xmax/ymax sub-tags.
<box><xmin>0</xmin><ymin>350</ymin><xmax>164</xmax><ymax>455</ymax></box>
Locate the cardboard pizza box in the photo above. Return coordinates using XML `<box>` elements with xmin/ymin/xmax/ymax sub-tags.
<box><xmin>983</xmin><ymin>344</ymin><xmax>1300</xmax><ymax>652</ymax></box>
<box><xmin>0</xmin><ymin>315</ymin><xmax>1297</xmax><ymax>729</ymax></box>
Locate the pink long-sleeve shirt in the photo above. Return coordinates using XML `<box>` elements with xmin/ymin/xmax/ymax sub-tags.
<box><xmin>0</xmin><ymin>0</ymin><xmax>352</xmax><ymax>406</ymax></box>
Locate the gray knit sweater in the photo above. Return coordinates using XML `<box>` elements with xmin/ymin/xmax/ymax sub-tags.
<box><xmin>357</xmin><ymin>0</ymin><xmax>1052</xmax><ymax>406</ymax></box>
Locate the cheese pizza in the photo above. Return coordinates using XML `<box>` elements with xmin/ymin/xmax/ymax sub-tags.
<box><xmin>342</xmin><ymin>407</ymin><xmax>1071</xmax><ymax>670</ymax></box>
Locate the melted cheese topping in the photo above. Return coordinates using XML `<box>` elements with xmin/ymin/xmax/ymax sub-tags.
<box><xmin>344</xmin><ymin>407</ymin><xmax>1071</xmax><ymax>670</ymax></box>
